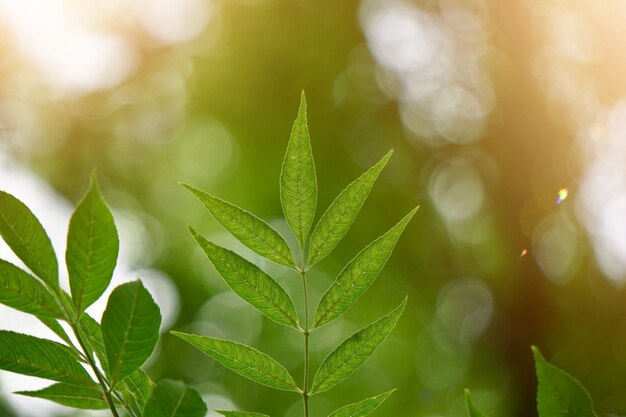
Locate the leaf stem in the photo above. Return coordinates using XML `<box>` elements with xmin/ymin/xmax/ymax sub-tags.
<box><xmin>71</xmin><ymin>324</ymin><xmax>121</xmax><ymax>417</ymax></box>
<box><xmin>300</xmin><ymin>267</ymin><xmax>310</xmax><ymax>417</ymax></box>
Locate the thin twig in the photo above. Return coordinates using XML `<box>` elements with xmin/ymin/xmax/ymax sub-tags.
<box><xmin>71</xmin><ymin>323</ymin><xmax>121</xmax><ymax>417</ymax></box>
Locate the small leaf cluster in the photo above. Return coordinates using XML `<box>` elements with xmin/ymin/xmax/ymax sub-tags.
<box><xmin>0</xmin><ymin>175</ymin><xmax>207</xmax><ymax>417</ymax></box>
<box><xmin>174</xmin><ymin>92</ymin><xmax>417</xmax><ymax>417</ymax></box>
<box><xmin>466</xmin><ymin>346</ymin><xmax>597</xmax><ymax>417</ymax></box>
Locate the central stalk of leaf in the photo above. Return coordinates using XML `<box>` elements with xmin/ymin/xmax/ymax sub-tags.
<box><xmin>300</xmin><ymin>265</ymin><xmax>310</xmax><ymax>417</ymax></box>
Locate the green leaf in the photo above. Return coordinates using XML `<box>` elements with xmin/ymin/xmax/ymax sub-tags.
<box><xmin>101</xmin><ymin>280</ymin><xmax>162</xmax><ymax>387</ymax></box>
<box><xmin>66</xmin><ymin>174</ymin><xmax>119</xmax><ymax>313</ymax></box>
<box><xmin>328</xmin><ymin>389</ymin><xmax>395</xmax><ymax>417</ymax></box>
<box><xmin>0</xmin><ymin>259</ymin><xmax>63</xmax><ymax>318</ymax></box>
<box><xmin>313</xmin><ymin>208</ymin><xmax>417</xmax><ymax>329</ymax></box>
<box><xmin>16</xmin><ymin>382</ymin><xmax>107</xmax><ymax>410</ymax></box>
<box><xmin>464</xmin><ymin>389</ymin><xmax>489</xmax><ymax>417</ymax></box>
<box><xmin>172</xmin><ymin>331</ymin><xmax>299</xmax><ymax>392</ymax></box>
<box><xmin>143</xmin><ymin>379</ymin><xmax>207</xmax><ymax>417</ymax></box>
<box><xmin>311</xmin><ymin>298</ymin><xmax>407</xmax><ymax>395</ymax></box>
<box><xmin>183</xmin><ymin>184</ymin><xmax>295</xmax><ymax>268</ymax></box>
<box><xmin>308</xmin><ymin>150</ymin><xmax>393</xmax><ymax>268</ymax></box>
<box><xmin>0</xmin><ymin>191</ymin><xmax>58</xmax><ymax>289</ymax></box>
<box><xmin>216</xmin><ymin>411</ymin><xmax>270</xmax><ymax>417</ymax></box>
<box><xmin>119</xmin><ymin>369</ymin><xmax>155</xmax><ymax>416</ymax></box>
<box><xmin>0</xmin><ymin>330</ymin><xmax>92</xmax><ymax>384</ymax></box>
<box><xmin>533</xmin><ymin>346</ymin><xmax>597</xmax><ymax>417</ymax></box>
<box><xmin>191</xmin><ymin>228</ymin><xmax>299</xmax><ymax>329</ymax></box>
<box><xmin>280</xmin><ymin>91</ymin><xmax>317</xmax><ymax>250</ymax></box>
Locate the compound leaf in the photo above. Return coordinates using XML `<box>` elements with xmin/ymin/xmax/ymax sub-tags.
<box><xmin>143</xmin><ymin>379</ymin><xmax>207</xmax><ymax>417</ymax></box>
<box><xmin>533</xmin><ymin>347</ymin><xmax>597</xmax><ymax>417</ymax></box>
<box><xmin>313</xmin><ymin>208</ymin><xmax>417</xmax><ymax>329</ymax></box>
<box><xmin>280</xmin><ymin>91</ymin><xmax>317</xmax><ymax>250</ymax></box>
<box><xmin>311</xmin><ymin>298</ymin><xmax>406</xmax><ymax>395</ymax></box>
<box><xmin>16</xmin><ymin>382</ymin><xmax>107</xmax><ymax>410</ymax></box>
<box><xmin>66</xmin><ymin>174</ymin><xmax>119</xmax><ymax>313</ymax></box>
<box><xmin>102</xmin><ymin>281</ymin><xmax>161</xmax><ymax>387</ymax></box>
<box><xmin>191</xmin><ymin>229</ymin><xmax>299</xmax><ymax>329</ymax></box>
<box><xmin>328</xmin><ymin>389</ymin><xmax>395</xmax><ymax>417</ymax></box>
<box><xmin>0</xmin><ymin>191</ymin><xmax>58</xmax><ymax>289</ymax></box>
<box><xmin>465</xmin><ymin>390</ymin><xmax>489</xmax><ymax>417</ymax></box>
<box><xmin>0</xmin><ymin>330</ymin><xmax>92</xmax><ymax>384</ymax></box>
<box><xmin>0</xmin><ymin>259</ymin><xmax>63</xmax><ymax>318</ymax></box>
<box><xmin>308</xmin><ymin>150</ymin><xmax>393</xmax><ymax>268</ymax></box>
<box><xmin>184</xmin><ymin>184</ymin><xmax>295</xmax><ymax>268</ymax></box>
<box><xmin>216</xmin><ymin>411</ymin><xmax>270</xmax><ymax>417</ymax></box>
<box><xmin>172</xmin><ymin>331</ymin><xmax>299</xmax><ymax>392</ymax></box>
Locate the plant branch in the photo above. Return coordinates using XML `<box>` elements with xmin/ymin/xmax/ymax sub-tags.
<box><xmin>71</xmin><ymin>324</ymin><xmax>121</xmax><ymax>417</ymax></box>
<box><xmin>49</xmin><ymin>291</ymin><xmax>120</xmax><ymax>417</ymax></box>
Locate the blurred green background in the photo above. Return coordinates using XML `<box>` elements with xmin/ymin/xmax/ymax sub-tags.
<box><xmin>2</xmin><ymin>0</ymin><xmax>626</xmax><ymax>416</ymax></box>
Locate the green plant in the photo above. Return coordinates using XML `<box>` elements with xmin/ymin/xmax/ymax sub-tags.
<box><xmin>465</xmin><ymin>346</ymin><xmax>597</xmax><ymax>417</ymax></box>
<box><xmin>174</xmin><ymin>92</ymin><xmax>417</xmax><ymax>417</ymax></box>
<box><xmin>0</xmin><ymin>175</ymin><xmax>207</xmax><ymax>417</ymax></box>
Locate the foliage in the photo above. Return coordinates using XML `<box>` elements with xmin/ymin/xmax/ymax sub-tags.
<box><xmin>174</xmin><ymin>92</ymin><xmax>416</xmax><ymax>416</ymax></box>
<box><xmin>465</xmin><ymin>347</ymin><xmax>597</xmax><ymax>417</ymax></box>
<box><xmin>0</xmin><ymin>174</ymin><xmax>206</xmax><ymax>417</ymax></box>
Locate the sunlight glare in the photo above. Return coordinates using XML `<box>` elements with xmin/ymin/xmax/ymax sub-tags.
<box><xmin>0</xmin><ymin>0</ymin><xmax>136</xmax><ymax>95</ymax></box>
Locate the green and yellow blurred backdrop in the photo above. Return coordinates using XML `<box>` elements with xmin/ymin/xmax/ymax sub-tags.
<box><xmin>1</xmin><ymin>0</ymin><xmax>626</xmax><ymax>416</ymax></box>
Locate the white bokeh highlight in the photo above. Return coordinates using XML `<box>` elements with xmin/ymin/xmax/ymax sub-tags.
<box><xmin>0</xmin><ymin>0</ymin><xmax>214</xmax><ymax>96</ymax></box>
<box><xmin>533</xmin><ymin>3</ymin><xmax>626</xmax><ymax>284</ymax></box>
<box><xmin>360</xmin><ymin>0</ymin><xmax>495</xmax><ymax>145</ymax></box>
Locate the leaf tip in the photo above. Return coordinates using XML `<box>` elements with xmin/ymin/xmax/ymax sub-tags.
<box><xmin>373</xmin><ymin>149</ymin><xmax>394</xmax><ymax>170</ymax></box>
<box><xmin>88</xmin><ymin>170</ymin><xmax>102</xmax><ymax>193</ymax></box>
<box><xmin>170</xmin><ymin>330</ymin><xmax>189</xmax><ymax>342</ymax></box>
<box><xmin>391</xmin><ymin>296</ymin><xmax>408</xmax><ymax>318</ymax></box>
<box><xmin>181</xmin><ymin>183</ymin><xmax>201</xmax><ymax>196</ymax></box>
<box><xmin>531</xmin><ymin>345</ymin><xmax>545</xmax><ymax>364</ymax></box>
<box><xmin>298</xmin><ymin>90</ymin><xmax>307</xmax><ymax>116</ymax></box>
<box><xmin>464</xmin><ymin>388</ymin><xmax>473</xmax><ymax>403</ymax></box>
<box><xmin>188</xmin><ymin>225</ymin><xmax>202</xmax><ymax>239</ymax></box>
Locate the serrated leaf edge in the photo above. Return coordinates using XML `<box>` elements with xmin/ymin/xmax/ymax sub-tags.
<box><xmin>182</xmin><ymin>183</ymin><xmax>296</xmax><ymax>269</ymax></box>
<box><xmin>313</xmin><ymin>207</ymin><xmax>418</xmax><ymax>329</ymax></box>
<box><xmin>310</xmin><ymin>297</ymin><xmax>407</xmax><ymax>395</ymax></box>
<box><xmin>171</xmin><ymin>331</ymin><xmax>300</xmax><ymax>392</ymax></box>
<box><xmin>307</xmin><ymin>150</ymin><xmax>393</xmax><ymax>268</ymax></box>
